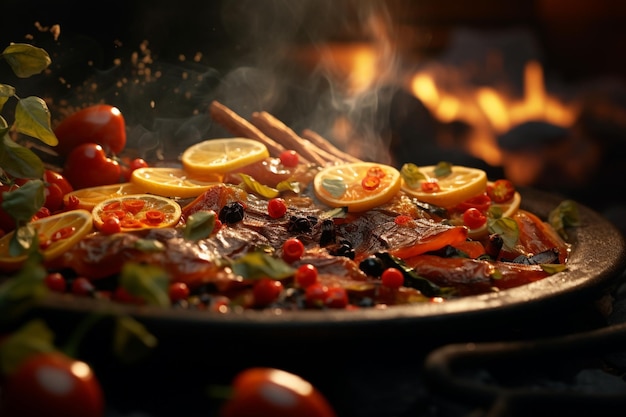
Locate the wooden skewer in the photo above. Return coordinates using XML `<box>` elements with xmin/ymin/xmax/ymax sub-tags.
<box><xmin>250</xmin><ymin>111</ymin><xmax>329</xmax><ymax>167</ymax></box>
<box><xmin>300</xmin><ymin>128</ymin><xmax>362</xmax><ymax>163</ymax></box>
<box><xmin>208</xmin><ymin>101</ymin><xmax>289</xmax><ymax>158</ymax></box>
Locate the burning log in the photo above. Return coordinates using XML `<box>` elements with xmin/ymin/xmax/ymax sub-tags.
<box><xmin>250</xmin><ymin>111</ymin><xmax>331</xmax><ymax>166</ymax></box>
<box><xmin>301</xmin><ymin>128</ymin><xmax>362</xmax><ymax>163</ymax></box>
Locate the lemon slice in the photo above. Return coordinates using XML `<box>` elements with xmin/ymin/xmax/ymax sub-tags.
<box><xmin>401</xmin><ymin>165</ymin><xmax>487</xmax><ymax>208</ymax></box>
<box><xmin>63</xmin><ymin>182</ymin><xmax>147</xmax><ymax>211</ymax></box>
<box><xmin>181</xmin><ymin>137</ymin><xmax>270</xmax><ymax>176</ymax></box>
<box><xmin>0</xmin><ymin>210</ymin><xmax>93</xmax><ymax>271</ymax></box>
<box><xmin>313</xmin><ymin>162</ymin><xmax>401</xmax><ymax>212</ymax></box>
<box><xmin>467</xmin><ymin>189</ymin><xmax>522</xmax><ymax>239</ymax></box>
<box><xmin>130</xmin><ymin>167</ymin><xmax>220</xmax><ymax>198</ymax></box>
<box><xmin>92</xmin><ymin>194</ymin><xmax>182</xmax><ymax>232</ymax></box>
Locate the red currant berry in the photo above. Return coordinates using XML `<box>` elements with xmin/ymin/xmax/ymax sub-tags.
<box><xmin>279</xmin><ymin>150</ymin><xmax>299</xmax><ymax>167</ymax></box>
<box><xmin>252</xmin><ymin>278</ymin><xmax>284</xmax><ymax>307</ymax></box>
<box><xmin>169</xmin><ymin>282</ymin><xmax>190</xmax><ymax>303</ymax></box>
<box><xmin>295</xmin><ymin>264</ymin><xmax>318</xmax><ymax>288</ymax></box>
<box><xmin>267</xmin><ymin>198</ymin><xmax>287</xmax><ymax>219</ymax></box>
<box><xmin>44</xmin><ymin>272</ymin><xmax>66</xmax><ymax>293</ymax></box>
<box><xmin>282</xmin><ymin>237</ymin><xmax>305</xmax><ymax>263</ymax></box>
<box><xmin>381</xmin><ymin>267</ymin><xmax>404</xmax><ymax>288</ymax></box>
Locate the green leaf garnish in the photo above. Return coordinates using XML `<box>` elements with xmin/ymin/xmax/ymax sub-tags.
<box><xmin>134</xmin><ymin>238</ymin><xmax>166</xmax><ymax>252</ymax></box>
<box><xmin>239</xmin><ymin>173</ymin><xmax>280</xmax><ymax>198</ymax></box>
<box><xmin>549</xmin><ymin>200</ymin><xmax>580</xmax><ymax>241</ymax></box>
<box><xmin>276</xmin><ymin>180</ymin><xmax>300</xmax><ymax>194</ymax></box>
<box><xmin>231</xmin><ymin>251</ymin><xmax>295</xmax><ymax>280</ymax></box>
<box><xmin>0</xmin><ymin>134</ymin><xmax>45</xmax><ymax>179</ymax></box>
<box><xmin>14</xmin><ymin>96</ymin><xmax>58</xmax><ymax>146</ymax></box>
<box><xmin>0</xmin><ymin>250</ymin><xmax>47</xmax><ymax>323</ymax></box>
<box><xmin>541</xmin><ymin>264</ymin><xmax>568</xmax><ymax>274</ymax></box>
<box><xmin>1</xmin><ymin>43</ymin><xmax>51</xmax><ymax>78</ymax></box>
<box><xmin>488</xmin><ymin>217</ymin><xmax>519</xmax><ymax>250</ymax></box>
<box><xmin>320</xmin><ymin>206</ymin><xmax>348</xmax><ymax>219</ymax></box>
<box><xmin>113</xmin><ymin>316</ymin><xmax>158</xmax><ymax>364</ymax></box>
<box><xmin>400</xmin><ymin>163</ymin><xmax>425</xmax><ymax>188</ymax></box>
<box><xmin>321</xmin><ymin>178</ymin><xmax>347</xmax><ymax>198</ymax></box>
<box><xmin>119</xmin><ymin>262</ymin><xmax>171</xmax><ymax>307</ymax></box>
<box><xmin>183</xmin><ymin>210</ymin><xmax>216</xmax><ymax>241</ymax></box>
<box><xmin>0</xmin><ymin>319</ymin><xmax>56</xmax><ymax>375</ymax></box>
<box><xmin>433</xmin><ymin>161</ymin><xmax>453</xmax><ymax>177</ymax></box>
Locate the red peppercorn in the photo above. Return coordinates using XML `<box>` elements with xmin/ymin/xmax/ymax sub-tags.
<box><xmin>295</xmin><ymin>263</ymin><xmax>318</xmax><ymax>288</ymax></box>
<box><xmin>279</xmin><ymin>150</ymin><xmax>299</xmax><ymax>167</ymax></box>
<box><xmin>381</xmin><ymin>267</ymin><xmax>404</xmax><ymax>288</ymax></box>
<box><xmin>168</xmin><ymin>282</ymin><xmax>190</xmax><ymax>303</ymax></box>
<box><xmin>282</xmin><ymin>237</ymin><xmax>305</xmax><ymax>263</ymax></box>
<box><xmin>267</xmin><ymin>197</ymin><xmax>287</xmax><ymax>219</ymax></box>
<box><xmin>44</xmin><ymin>272</ymin><xmax>66</xmax><ymax>293</ymax></box>
<box><xmin>252</xmin><ymin>278</ymin><xmax>284</xmax><ymax>307</ymax></box>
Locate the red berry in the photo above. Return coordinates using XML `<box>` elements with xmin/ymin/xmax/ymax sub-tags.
<box><xmin>305</xmin><ymin>283</ymin><xmax>328</xmax><ymax>309</ymax></box>
<box><xmin>267</xmin><ymin>198</ymin><xmax>287</xmax><ymax>219</ymax></box>
<box><xmin>462</xmin><ymin>207</ymin><xmax>487</xmax><ymax>229</ymax></box>
<box><xmin>169</xmin><ymin>282</ymin><xmax>190</xmax><ymax>303</ymax></box>
<box><xmin>253</xmin><ymin>278</ymin><xmax>284</xmax><ymax>307</ymax></box>
<box><xmin>279</xmin><ymin>150</ymin><xmax>299</xmax><ymax>167</ymax></box>
<box><xmin>100</xmin><ymin>216</ymin><xmax>121</xmax><ymax>235</ymax></box>
<box><xmin>295</xmin><ymin>264</ymin><xmax>318</xmax><ymax>288</ymax></box>
<box><xmin>44</xmin><ymin>272</ymin><xmax>66</xmax><ymax>293</ymax></box>
<box><xmin>325</xmin><ymin>286</ymin><xmax>348</xmax><ymax>308</ymax></box>
<box><xmin>381</xmin><ymin>267</ymin><xmax>404</xmax><ymax>288</ymax></box>
<box><xmin>71</xmin><ymin>277</ymin><xmax>94</xmax><ymax>296</ymax></box>
<box><xmin>282</xmin><ymin>237</ymin><xmax>305</xmax><ymax>263</ymax></box>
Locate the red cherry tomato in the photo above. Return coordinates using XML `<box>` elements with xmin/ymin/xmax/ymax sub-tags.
<box><xmin>295</xmin><ymin>263</ymin><xmax>318</xmax><ymax>288</ymax></box>
<box><xmin>0</xmin><ymin>352</ymin><xmax>104</xmax><ymax>417</ymax></box>
<box><xmin>282</xmin><ymin>237</ymin><xmax>305</xmax><ymax>263</ymax></box>
<box><xmin>121</xmin><ymin>157</ymin><xmax>149</xmax><ymax>182</ymax></box>
<box><xmin>462</xmin><ymin>207</ymin><xmax>488</xmax><ymax>229</ymax></box>
<box><xmin>220</xmin><ymin>367</ymin><xmax>337</xmax><ymax>417</ymax></box>
<box><xmin>267</xmin><ymin>197</ymin><xmax>287</xmax><ymax>219</ymax></box>
<box><xmin>63</xmin><ymin>143</ymin><xmax>121</xmax><ymax>190</ymax></box>
<box><xmin>487</xmin><ymin>179</ymin><xmax>516</xmax><ymax>203</ymax></box>
<box><xmin>53</xmin><ymin>104</ymin><xmax>127</xmax><ymax>156</ymax></box>
<box><xmin>169</xmin><ymin>282</ymin><xmax>190</xmax><ymax>303</ymax></box>
<box><xmin>252</xmin><ymin>278</ymin><xmax>284</xmax><ymax>307</ymax></box>
<box><xmin>324</xmin><ymin>286</ymin><xmax>348</xmax><ymax>308</ymax></box>
<box><xmin>279</xmin><ymin>150</ymin><xmax>299</xmax><ymax>167</ymax></box>
<box><xmin>381</xmin><ymin>267</ymin><xmax>404</xmax><ymax>288</ymax></box>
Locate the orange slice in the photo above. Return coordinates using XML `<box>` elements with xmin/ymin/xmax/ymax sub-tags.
<box><xmin>181</xmin><ymin>138</ymin><xmax>269</xmax><ymax>176</ymax></box>
<box><xmin>92</xmin><ymin>194</ymin><xmax>182</xmax><ymax>232</ymax></box>
<box><xmin>130</xmin><ymin>167</ymin><xmax>220</xmax><ymax>198</ymax></box>
<box><xmin>63</xmin><ymin>182</ymin><xmax>146</xmax><ymax>211</ymax></box>
<box><xmin>401</xmin><ymin>164</ymin><xmax>487</xmax><ymax>208</ymax></box>
<box><xmin>0</xmin><ymin>209</ymin><xmax>93</xmax><ymax>271</ymax></box>
<box><xmin>313</xmin><ymin>162</ymin><xmax>401</xmax><ymax>212</ymax></box>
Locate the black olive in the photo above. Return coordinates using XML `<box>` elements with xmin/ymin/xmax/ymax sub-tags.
<box><xmin>333</xmin><ymin>242</ymin><xmax>355</xmax><ymax>259</ymax></box>
<box><xmin>319</xmin><ymin>219</ymin><xmax>336</xmax><ymax>247</ymax></box>
<box><xmin>288</xmin><ymin>215</ymin><xmax>315</xmax><ymax>233</ymax></box>
<box><xmin>218</xmin><ymin>201</ymin><xmax>245</xmax><ymax>224</ymax></box>
<box><xmin>359</xmin><ymin>256</ymin><xmax>385</xmax><ymax>277</ymax></box>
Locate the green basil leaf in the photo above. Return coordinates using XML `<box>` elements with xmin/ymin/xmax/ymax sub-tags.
<box><xmin>14</xmin><ymin>96</ymin><xmax>58</xmax><ymax>146</ymax></box>
<box><xmin>183</xmin><ymin>210</ymin><xmax>216</xmax><ymax>241</ymax></box>
<box><xmin>119</xmin><ymin>262</ymin><xmax>170</xmax><ymax>307</ymax></box>
<box><xmin>113</xmin><ymin>316</ymin><xmax>158</xmax><ymax>364</ymax></box>
<box><xmin>434</xmin><ymin>161</ymin><xmax>453</xmax><ymax>177</ymax></box>
<box><xmin>231</xmin><ymin>252</ymin><xmax>295</xmax><ymax>280</ymax></box>
<box><xmin>2</xmin><ymin>43</ymin><xmax>51</xmax><ymax>78</ymax></box>
<box><xmin>0</xmin><ymin>134</ymin><xmax>45</xmax><ymax>179</ymax></box>
<box><xmin>400</xmin><ymin>163</ymin><xmax>425</xmax><ymax>188</ymax></box>
<box><xmin>488</xmin><ymin>217</ymin><xmax>519</xmax><ymax>250</ymax></box>
<box><xmin>548</xmin><ymin>200</ymin><xmax>580</xmax><ymax>240</ymax></box>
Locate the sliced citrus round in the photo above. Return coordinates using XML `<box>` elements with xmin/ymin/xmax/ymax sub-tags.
<box><xmin>313</xmin><ymin>162</ymin><xmax>402</xmax><ymax>212</ymax></box>
<box><xmin>466</xmin><ymin>188</ymin><xmax>522</xmax><ymax>239</ymax></box>
<box><xmin>401</xmin><ymin>164</ymin><xmax>487</xmax><ymax>208</ymax></box>
<box><xmin>63</xmin><ymin>182</ymin><xmax>147</xmax><ymax>211</ymax></box>
<box><xmin>181</xmin><ymin>137</ymin><xmax>270</xmax><ymax>176</ymax></box>
<box><xmin>0</xmin><ymin>209</ymin><xmax>93</xmax><ymax>271</ymax></box>
<box><xmin>92</xmin><ymin>194</ymin><xmax>182</xmax><ymax>232</ymax></box>
<box><xmin>130</xmin><ymin>167</ymin><xmax>220</xmax><ymax>199</ymax></box>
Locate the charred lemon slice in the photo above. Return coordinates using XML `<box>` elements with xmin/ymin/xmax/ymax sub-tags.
<box><xmin>92</xmin><ymin>194</ymin><xmax>182</xmax><ymax>232</ymax></box>
<box><xmin>0</xmin><ymin>209</ymin><xmax>93</xmax><ymax>271</ymax></box>
<box><xmin>400</xmin><ymin>164</ymin><xmax>487</xmax><ymax>208</ymax></box>
<box><xmin>181</xmin><ymin>137</ymin><xmax>269</xmax><ymax>176</ymax></box>
<box><xmin>313</xmin><ymin>162</ymin><xmax>401</xmax><ymax>212</ymax></box>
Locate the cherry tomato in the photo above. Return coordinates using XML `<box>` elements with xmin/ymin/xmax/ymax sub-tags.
<box><xmin>63</xmin><ymin>143</ymin><xmax>121</xmax><ymax>190</ymax></box>
<box><xmin>43</xmin><ymin>170</ymin><xmax>73</xmax><ymax>212</ymax></box>
<box><xmin>219</xmin><ymin>367</ymin><xmax>337</xmax><ymax>417</ymax></box>
<box><xmin>279</xmin><ymin>150</ymin><xmax>299</xmax><ymax>167</ymax></box>
<box><xmin>0</xmin><ymin>352</ymin><xmax>104</xmax><ymax>417</ymax></box>
<box><xmin>252</xmin><ymin>278</ymin><xmax>283</xmax><ymax>307</ymax></box>
<box><xmin>455</xmin><ymin>193</ymin><xmax>491</xmax><ymax>213</ymax></box>
<box><xmin>381</xmin><ymin>267</ymin><xmax>404</xmax><ymax>288</ymax></box>
<box><xmin>324</xmin><ymin>286</ymin><xmax>348</xmax><ymax>308</ymax></box>
<box><xmin>462</xmin><ymin>207</ymin><xmax>488</xmax><ymax>229</ymax></box>
<box><xmin>282</xmin><ymin>237</ymin><xmax>305</xmax><ymax>263</ymax></box>
<box><xmin>44</xmin><ymin>272</ymin><xmax>67</xmax><ymax>293</ymax></box>
<box><xmin>305</xmin><ymin>283</ymin><xmax>329</xmax><ymax>309</ymax></box>
<box><xmin>53</xmin><ymin>104</ymin><xmax>126</xmax><ymax>156</ymax></box>
<box><xmin>121</xmin><ymin>157</ymin><xmax>149</xmax><ymax>182</ymax></box>
<box><xmin>169</xmin><ymin>282</ymin><xmax>190</xmax><ymax>303</ymax></box>
<box><xmin>267</xmin><ymin>197</ymin><xmax>287</xmax><ymax>219</ymax></box>
<box><xmin>487</xmin><ymin>179</ymin><xmax>516</xmax><ymax>203</ymax></box>
<box><xmin>295</xmin><ymin>263</ymin><xmax>318</xmax><ymax>288</ymax></box>
<box><xmin>71</xmin><ymin>277</ymin><xmax>95</xmax><ymax>297</ymax></box>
